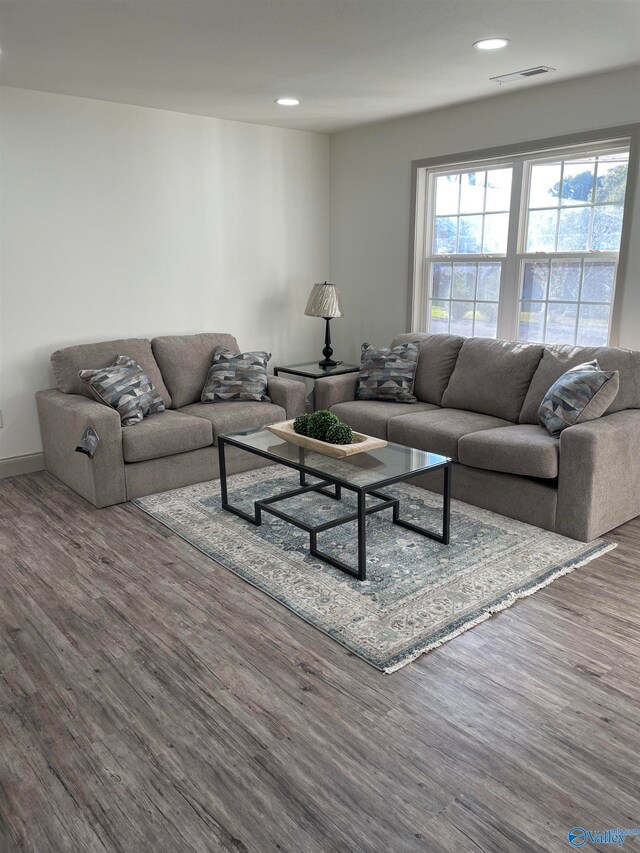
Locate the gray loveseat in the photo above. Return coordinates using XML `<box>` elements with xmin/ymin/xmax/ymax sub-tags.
<box><xmin>315</xmin><ymin>333</ymin><xmax>640</xmax><ymax>542</ymax></box>
<box><xmin>36</xmin><ymin>332</ymin><xmax>306</xmax><ymax>507</ymax></box>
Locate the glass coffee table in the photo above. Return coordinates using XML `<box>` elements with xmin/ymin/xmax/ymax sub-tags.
<box><xmin>218</xmin><ymin>427</ymin><xmax>451</xmax><ymax>581</ymax></box>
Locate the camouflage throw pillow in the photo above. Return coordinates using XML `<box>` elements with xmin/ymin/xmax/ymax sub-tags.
<box><xmin>538</xmin><ymin>360</ymin><xmax>619</xmax><ymax>436</ymax></box>
<box><xmin>201</xmin><ymin>346</ymin><xmax>271</xmax><ymax>403</ymax></box>
<box><xmin>79</xmin><ymin>355</ymin><xmax>166</xmax><ymax>426</ymax></box>
<box><xmin>356</xmin><ymin>341</ymin><xmax>420</xmax><ymax>403</ymax></box>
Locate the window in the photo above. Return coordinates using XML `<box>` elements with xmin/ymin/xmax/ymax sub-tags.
<box><xmin>429</xmin><ymin>167</ymin><xmax>512</xmax><ymax>339</ymax></box>
<box><xmin>518</xmin><ymin>150</ymin><xmax>628</xmax><ymax>346</ymax></box>
<box><xmin>411</xmin><ymin>129</ymin><xmax>637</xmax><ymax>346</ymax></box>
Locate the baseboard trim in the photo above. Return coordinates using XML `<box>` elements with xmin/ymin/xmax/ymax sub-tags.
<box><xmin>0</xmin><ymin>452</ymin><xmax>46</xmax><ymax>479</ymax></box>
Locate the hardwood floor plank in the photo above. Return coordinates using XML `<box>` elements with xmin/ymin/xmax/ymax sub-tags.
<box><xmin>1</xmin><ymin>471</ymin><xmax>639</xmax><ymax>852</ymax></box>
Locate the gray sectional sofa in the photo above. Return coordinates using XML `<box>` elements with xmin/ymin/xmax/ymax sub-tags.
<box><xmin>315</xmin><ymin>333</ymin><xmax>640</xmax><ymax>542</ymax></box>
<box><xmin>36</xmin><ymin>332</ymin><xmax>306</xmax><ymax>507</ymax></box>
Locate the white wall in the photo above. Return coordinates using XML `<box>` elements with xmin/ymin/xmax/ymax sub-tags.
<box><xmin>0</xmin><ymin>87</ymin><xmax>330</xmax><ymax>461</ymax></box>
<box><xmin>329</xmin><ymin>66</ymin><xmax>640</xmax><ymax>362</ymax></box>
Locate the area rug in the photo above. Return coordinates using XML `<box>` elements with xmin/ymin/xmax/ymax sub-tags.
<box><xmin>133</xmin><ymin>466</ymin><xmax>615</xmax><ymax>673</ymax></box>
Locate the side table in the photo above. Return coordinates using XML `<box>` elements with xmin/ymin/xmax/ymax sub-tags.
<box><xmin>273</xmin><ymin>361</ymin><xmax>359</xmax><ymax>411</ymax></box>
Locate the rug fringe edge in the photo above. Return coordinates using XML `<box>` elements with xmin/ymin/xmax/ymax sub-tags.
<box><xmin>383</xmin><ymin>540</ymin><xmax>618</xmax><ymax>673</ymax></box>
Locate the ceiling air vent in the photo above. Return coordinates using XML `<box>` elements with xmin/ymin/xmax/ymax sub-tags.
<box><xmin>490</xmin><ymin>66</ymin><xmax>556</xmax><ymax>85</ymax></box>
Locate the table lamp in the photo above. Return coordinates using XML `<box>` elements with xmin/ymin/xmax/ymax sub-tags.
<box><xmin>304</xmin><ymin>281</ymin><xmax>344</xmax><ymax>368</ymax></box>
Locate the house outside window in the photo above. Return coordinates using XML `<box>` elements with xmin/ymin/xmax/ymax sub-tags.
<box><xmin>410</xmin><ymin>129</ymin><xmax>638</xmax><ymax>347</ymax></box>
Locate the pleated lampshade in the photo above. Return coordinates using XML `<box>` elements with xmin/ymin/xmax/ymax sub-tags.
<box><xmin>304</xmin><ymin>282</ymin><xmax>344</xmax><ymax>319</ymax></box>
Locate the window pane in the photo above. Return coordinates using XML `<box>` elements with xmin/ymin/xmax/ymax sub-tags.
<box><xmin>485</xmin><ymin>168</ymin><xmax>512</xmax><ymax>212</ymax></box>
<box><xmin>518</xmin><ymin>302</ymin><xmax>546</xmax><ymax>342</ymax></box>
<box><xmin>482</xmin><ymin>213</ymin><xmax>509</xmax><ymax>253</ymax></box>
<box><xmin>577</xmin><ymin>304</ymin><xmax>610</xmax><ymax>346</ymax></box>
<box><xmin>557</xmin><ymin>207</ymin><xmax>590</xmax><ymax>252</ymax></box>
<box><xmin>526</xmin><ymin>209</ymin><xmax>557</xmax><ymax>252</ymax></box>
<box><xmin>449</xmin><ymin>301</ymin><xmax>475</xmax><ymax>336</ymax></box>
<box><xmin>424</xmin><ymin>146</ymin><xmax>629</xmax><ymax>348</ymax></box>
<box><xmin>451</xmin><ymin>263</ymin><xmax>477</xmax><ymax>300</ymax></box>
<box><xmin>473</xmin><ymin>302</ymin><xmax>499</xmax><ymax>338</ymax></box>
<box><xmin>460</xmin><ymin>171</ymin><xmax>485</xmax><ymax>214</ymax></box>
<box><xmin>549</xmin><ymin>261</ymin><xmax>581</xmax><ymax>301</ymax></box>
<box><xmin>457</xmin><ymin>215</ymin><xmax>482</xmax><ymax>253</ymax></box>
<box><xmin>432</xmin><ymin>262</ymin><xmax>452</xmax><ymax>299</ymax></box>
<box><xmin>522</xmin><ymin>261</ymin><xmax>549</xmax><ymax>301</ymax></box>
<box><xmin>435</xmin><ymin>174</ymin><xmax>460</xmax><ymax>215</ymax></box>
<box><xmin>591</xmin><ymin>205</ymin><xmax>623</xmax><ymax>251</ymax></box>
<box><xmin>581</xmin><ymin>261</ymin><xmax>615</xmax><ymax>303</ymax></box>
<box><xmin>560</xmin><ymin>159</ymin><xmax>595</xmax><ymax>206</ymax></box>
<box><xmin>595</xmin><ymin>160</ymin><xmax>628</xmax><ymax>204</ymax></box>
<box><xmin>434</xmin><ymin>216</ymin><xmax>457</xmax><ymax>253</ymax></box>
<box><xmin>476</xmin><ymin>263</ymin><xmax>501</xmax><ymax>301</ymax></box>
<box><xmin>545</xmin><ymin>302</ymin><xmax>578</xmax><ymax>344</ymax></box>
<box><xmin>529</xmin><ymin>163</ymin><xmax>561</xmax><ymax>208</ymax></box>
<box><xmin>430</xmin><ymin>300</ymin><xmax>450</xmax><ymax>333</ymax></box>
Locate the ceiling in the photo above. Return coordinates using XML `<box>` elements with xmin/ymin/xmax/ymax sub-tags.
<box><xmin>1</xmin><ymin>0</ymin><xmax>639</xmax><ymax>134</ymax></box>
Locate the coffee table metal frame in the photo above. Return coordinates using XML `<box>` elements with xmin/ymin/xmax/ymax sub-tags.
<box><xmin>218</xmin><ymin>434</ymin><xmax>451</xmax><ymax>582</ymax></box>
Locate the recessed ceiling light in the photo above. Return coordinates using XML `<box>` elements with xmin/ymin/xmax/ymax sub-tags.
<box><xmin>275</xmin><ymin>98</ymin><xmax>300</xmax><ymax>106</ymax></box>
<box><xmin>474</xmin><ymin>38</ymin><xmax>510</xmax><ymax>50</ymax></box>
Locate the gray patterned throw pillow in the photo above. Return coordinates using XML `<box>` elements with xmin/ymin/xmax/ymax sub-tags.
<box><xmin>79</xmin><ymin>355</ymin><xmax>166</xmax><ymax>425</ymax></box>
<box><xmin>538</xmin><ymin>360</ymin><xmax>619</xmax><ymax>436</ymax></box>
<box><xmin>201</xmin><ymin>346</ymin><xmax>271</xmax><ymax>402</ymax></box>
<box><xmin>356</xmin><ymin>341</ymin><xmax>420</xmax><ymax>403</ymax></box>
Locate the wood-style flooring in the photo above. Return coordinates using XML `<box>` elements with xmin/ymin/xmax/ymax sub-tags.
<box><xmin>0</xmin><ymin>472</ymin><xmax>639</xmax><ymax>853</ymax></box>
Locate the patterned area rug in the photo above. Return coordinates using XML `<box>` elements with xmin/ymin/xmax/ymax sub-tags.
<box><xmin>133</xmin><ymin>466</ymin><xmax>615</xmax><ymax>673</ymax></box>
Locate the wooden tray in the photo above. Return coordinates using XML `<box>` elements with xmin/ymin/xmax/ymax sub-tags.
<box><xmin>267</xmin><ymin>420</ymin><xmax>387</xmax><ymax>458</ymax></box>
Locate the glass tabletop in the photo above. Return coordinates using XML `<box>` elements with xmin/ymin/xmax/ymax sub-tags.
<box><xmin>274</xmin><ymin>361</ymin><xmax>359</xmax><ymax>378</ymax></box>
<box><xmin>220</xmin><ymin>427</ymin><xmax>449</xmax><ymax>489</ymax></box>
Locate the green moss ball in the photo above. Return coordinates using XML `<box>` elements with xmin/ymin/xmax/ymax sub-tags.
<box><xmin>293</xmin><ymin>414</ymin><xmax>310</xmax><ymax>436</ymax></box>
<box><xmin>306</xmin><ymin>409</ymin><xmax>340</xmax><ymax>441</ymax></box>
<box><xmin>325</xmin><ymin>422</ymin><xmax>354</xmax><ymax>445</ymax></box>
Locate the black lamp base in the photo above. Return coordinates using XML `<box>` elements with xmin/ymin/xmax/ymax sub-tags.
<box><xmin>318</xmin><ymin>317</ymin><xmax>341</xmax><ymax>369</ymax></box>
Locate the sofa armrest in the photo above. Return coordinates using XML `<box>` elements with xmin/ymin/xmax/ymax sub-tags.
<box><xmin>314</xmin><ymin>373</ymin><xmax>359</xmax><ymax>411</ymax></box>
<box><xmin>556</xmin><ymin>409</ymin><xmax>640</xmax><ymax>541</ymax></box>
<box><xmin>266</xmin><ymin>376</ymin><xmax>306</xmax><ymax>419</ymax></box>
<box><xmin>36</xmin><ymin>389</ymin><xmax>127</xmax><ymax>507</ymax></box>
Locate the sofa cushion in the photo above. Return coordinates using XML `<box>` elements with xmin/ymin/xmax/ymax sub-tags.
<box><xmin>391</xmin><ymin>333</ymin><xmax>465</xmax><ymax>405</ymax></box>
<box><xmin>329</xmin><ymin>400</ymin><xmax>439</xmax><ymax>440</ymax></box>
<box><xmin>388</xmin><ymin>408</ymin><xmax>511</xmax><ymax>459</ymax></box>
<box><xmin>122</xmin><ymin>410</ymin><xmax>213</xmax><ymax>463</ymax></box>
<box><xmin>458</xmin><ymin>424</ymin><xmax>560</xmax><ymax>479</ymax></box>
<box><xmin>356</xmin><ymin>341</ymin><xmax>420</xmax><ymax>403</ymax></box>
<box><xmin>51</xmin><ymin>338</ymin><xmax>171</xmax><ymax>407</ymax></box>
<box><xmin>180</xmin><ymin>401</ymin><xmax>286</xmax><ymax>445</ymax></box>
<box><xmin>201</xmin><ymin>347</ymin><xmax>271</xmax><ymax>402</ymax></box>
<box><xmin>152</xmin><ymin>333</ymin><xmax>240</xmax><ymax>409</ymax></box>
<box><xmin>79</xmin><ymin>355</ymin><xmax>166</xmax><ymax>426</ymax></box>
<box><xmin>519</xmin><ymin>344</ymin><xmax>640</xmax><ymax>424</ymax></box>
<box><xmin>441</xmin><ymin>338</ymin><xmax>543</xmax><ymax>422</ymax></box>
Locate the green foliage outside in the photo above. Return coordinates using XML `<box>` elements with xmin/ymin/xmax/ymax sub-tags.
<box><xmin>463</xmin><ymin>309</ymin><xmax>487</xmax><ymax>321</ymax></box>
<box><xmin>549</xmin><ymin>164</ymin><xmax>628</xmax><ymax>204</ymax></box>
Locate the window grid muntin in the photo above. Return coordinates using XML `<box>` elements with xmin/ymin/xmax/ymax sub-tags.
<box><xmin>420</xmin><ymin>138</ymin><xmax>632</xmax><ymax>345</ymax></box>
<box><xmin>432</xmin><ymin>166</ymin><xmax>512</xmax><ymax>256</ymax></box>
<box><xmin>516</xmin><ymin>255</ymin><xmax>617</xmax><ymax>346</ymax></box>
<box><xmin>522</xmin><ymin>151</ymin><xmax>629</xmax><ymax>254</ymax></box>
<box><xmin>428</xmin><ymin>260</ymin><xmax>502</xmax><ymax>338</ymax></box>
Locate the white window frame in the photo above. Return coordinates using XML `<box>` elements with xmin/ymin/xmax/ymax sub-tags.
<box><xmin>409</xmin><ymin>125</ymin><xmax>640</xmax><ymax>346</ymax></box>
